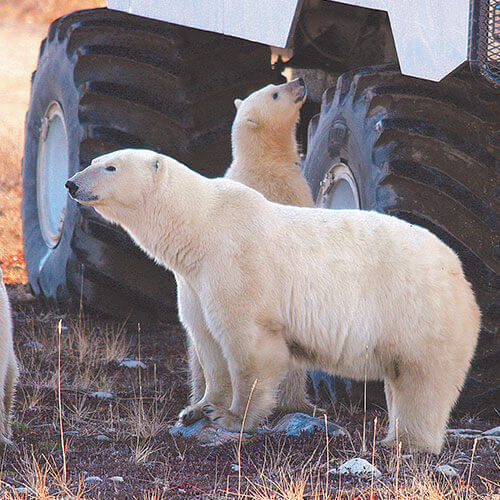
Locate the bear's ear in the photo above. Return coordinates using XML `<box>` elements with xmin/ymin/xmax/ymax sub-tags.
<box><xmin>234</xmin><ymin>98</ymin><xmax>243</xmax><ymax>110</ymax></box>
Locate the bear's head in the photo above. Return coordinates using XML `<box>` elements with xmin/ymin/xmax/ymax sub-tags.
<box><xmin>65</xmin><ymin>148</ymin><xmax>166</xmax><ymax>220</ymax></box>
<box><xmin>233</xmin><ymin>78</ymin><xmax>306</xmax><ymax>135</ymax></box>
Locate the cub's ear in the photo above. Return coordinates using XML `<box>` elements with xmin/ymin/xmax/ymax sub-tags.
<box><xmin>234</xmin><ymin>98</ymin><xmax>243</xmax><ymax>110</ymax></box>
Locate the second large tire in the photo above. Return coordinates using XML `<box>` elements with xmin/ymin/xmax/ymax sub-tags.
<box><xmin>303</xmin><ymin>65</ymin><xmax>499</xmax><ymax>410</ymax></box>
<box><xmin>23</xmin><ymin>8</ymin><xmax>281</xmax><ymax>321</ymax></box>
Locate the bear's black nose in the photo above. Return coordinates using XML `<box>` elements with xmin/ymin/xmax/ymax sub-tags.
<box><xmin>297</xmin><ymin>76</ymin><xmax>305</xmax><ymax>87</ymax></box>
<box><xmin>65</xmin><ymin>180</ymin><xmax>78</xmax><ymax>197</ymax></box>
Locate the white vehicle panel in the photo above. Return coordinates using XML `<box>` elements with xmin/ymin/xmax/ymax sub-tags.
<box><xmin>107</xmin><ymin>0</ymin><xmax>470</xmax><ymax>81</ymax></box>
<box><xmin>107</xmin><ymin>0</ymin><xmax>300</xmax><ymax>47</ymax></box>
<box><xmin>333</xmin><ymin>0</ymin><xmax>470</xmax><ymax>81</ymax></box>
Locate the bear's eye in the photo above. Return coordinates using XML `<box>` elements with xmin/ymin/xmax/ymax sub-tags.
<box><xmin>272</xmin><ymin>92</ymin><xmax>279</xmax><ymax>100</ymax></box>
<box><xmin>105</xmin><ymin>165</ymin><xmax>116</xmax><ymax>172</ymax></box>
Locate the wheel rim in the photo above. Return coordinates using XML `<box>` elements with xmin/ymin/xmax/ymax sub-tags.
<box><xmin>36</xmin><ymin>102</ymin><xmax>70</xmax><ymax>248</ymax></box>
<box><xmin>316</xmin><ymin>163</ymin><xmax>360</xmax><ymax>209</ymax></box>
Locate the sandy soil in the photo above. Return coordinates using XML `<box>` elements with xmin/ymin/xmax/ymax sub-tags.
<box><xmin>0</xmin><ymin>21</ymin><xmax>48</xmax><ymax>135</ymax></box>
<box><xmin>0</xmin><ymin>21</ymin><xmax>48</xmax><ymax>284</ymax></box>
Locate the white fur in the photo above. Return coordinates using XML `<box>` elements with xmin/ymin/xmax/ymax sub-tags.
<box><xmin>183</xmin><ymin>81</ymin><xmax>315</xmax><ymax>416</ymax></box>
<box><xmin>0</xmin><ymin>267</ymin><xmax>19</xmax><ymax>445</ymax></box>
<box><xmin>68</xmin><ymin>149</ymin><xmax>480</xmax><ymax>454</ymax></box>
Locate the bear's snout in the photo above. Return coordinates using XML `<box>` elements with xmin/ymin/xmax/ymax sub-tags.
<box><xmin>286</xmin><ymin>77</ymin><xmax>306</xmax><ymax>103</ymax></box>
<box><xmin>65</xmin><ymin>180</ymin><xmax>79</xmax><ymax>197</ymax></box>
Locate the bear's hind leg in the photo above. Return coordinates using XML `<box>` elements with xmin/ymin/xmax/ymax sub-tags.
<box><xmin>382</xmin><ymin>367</ymin><xmax>462</xmax><ymax>454</ymax></box>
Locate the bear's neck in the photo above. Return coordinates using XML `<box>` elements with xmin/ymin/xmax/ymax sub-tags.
<box><xmin>104</xmin><ymin>167</ymin><xmax>213</xmax><ymax>280</ymax></box>
<box><xmin>232</xmin><ymin>125</ymin><xmax>300</xmax><ymax>170</ymax></box>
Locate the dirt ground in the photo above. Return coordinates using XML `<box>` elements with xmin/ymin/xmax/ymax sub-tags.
<box><xmin>0</xmin><ymin>14</ymin><xmax>498</xmax><ymax>500</ymax></box>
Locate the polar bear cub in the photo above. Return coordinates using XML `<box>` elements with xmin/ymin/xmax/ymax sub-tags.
<box><xmin>226</xmin><ymin>78</ymin><xmax>313</xmax><ymax>207</ymax></box>
<box><xmin>0</xmin><ymin>267</ymin><xmax>19</xmax><ymax>445</ymax></box>
<box><xmin>66</xmin><ymin>149</ymin><xmax>480</xmax><ymax>454</ymax></box>
<box><xmin>183</xmin><ymin>79</ymin><xmax>315</xmax><ymax>417</ymax></box>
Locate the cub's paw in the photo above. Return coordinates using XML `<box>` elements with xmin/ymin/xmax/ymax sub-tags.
<box><xmin>178</xmin><ymin>404</ymin><xmax>205</xmax><ymax>426</ymax></box>
<box><xmin>202</xmin><ymin>404</ymin><xmax>253</xmax><ymax>433</ymax></box>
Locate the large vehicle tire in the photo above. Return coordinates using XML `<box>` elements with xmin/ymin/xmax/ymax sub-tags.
<box><xmin>22</xmin><ymin>8</ymin><xmax>280</xmax><ymax>321</ymax></box>
<box><xmin>303</xmin><ymin>65</ymin><xmax>499</xmax><ymax>410</ymax></box>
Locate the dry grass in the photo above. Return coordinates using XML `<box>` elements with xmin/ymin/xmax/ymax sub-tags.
<box><xmin>0</xmin><ymin>299</ymin><xmax>495</xmax><ymax>499</ymax></box>
<box><xmin>0</xmin><ymin>134</ymin><xmax>26</xmax><ymax>285</ymax></box>
<box><xmin>1</xmin><ymin>0</ymin><xmax>106</xmax><ymax>23</ymax></box>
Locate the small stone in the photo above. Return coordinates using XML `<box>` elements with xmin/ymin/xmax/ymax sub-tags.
<box><xmin>15</xmin><ymin>487</ymin><xmax>31</xmax><ymax>494</ymax></box>
<box><xmin>447</xmin><ymin>429</ymin><xmax>482</xmax><ymax>439</ymax></box>
<box><xmin>435</xmin><ymin>465</ymin><xmax>459</xmax><ymax>477</ymax></box>
<box><xmin>23</xmin><ymin>341</ymin><xmax>44</xmax><ymax>350</ymax></box>
<box><xmin>482</xmin><ymin>426</ymin><xmax>500</xmax><ymax>437</ymax></box>
<box><xmin>329</xmin><ymin>458</ymin><xmax>381</xmax><ymax>478</ymax></box>
<box><xmin>109</xmin><ymin>476</ymin><xmax>124</xmax><ymax>483</ymax></box>
<box><xmin>96</xmin><ymin>434</ymin><xmax>111</xmax><ymax>441</ymax></box>
<box><xmin>231</xmin><ymin>464</ymin><xmax>240</xmax><ymax>471</ymax></box>
<box><xmin>65</xmin><ymin>430</ymin><xmax>79</xmax><ymax>435</ymax></box>
<box><xmin>84</xmin><ymin>476</ymin><xmax>103</xmax><ymax>483</ymax></box>
<box><xmin>89</xmin><ymin>391</ymin><xmax>114</xmax><ymax>399</ymax></box>
<box><xmin>119</xmin><ymin>358</ymin><xmax>146</xmax><ymax>369</ymax></box>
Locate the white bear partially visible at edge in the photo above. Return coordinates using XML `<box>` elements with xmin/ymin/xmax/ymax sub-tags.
<box><xmin>182</xmin><ymin>78</ymin><xmax>316</xmax><ymax>418</ymax></box>
<box><xmin>0</xmin><ymin>267</ymin><xmax>19</xmax><ymax>445</ymax></box>
<box><xmin>66</xmin><ymin>149</ymin><xmax>480</xmax><ymax>454</ymax></box>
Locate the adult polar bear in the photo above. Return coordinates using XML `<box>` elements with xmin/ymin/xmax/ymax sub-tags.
<box><xmin>182</xmin><ymin>78</ymin><xmax>316</xmax><ymax>418</ymax></box>
<box><xmin>0</xmin><ymin>267</ymin><xmax>19</xmax><ymax>445</ymax></box>
<box><xmin>66</xmin><ymin>149</ymin><xmax>480</xmax><ymax>453</ymax></box>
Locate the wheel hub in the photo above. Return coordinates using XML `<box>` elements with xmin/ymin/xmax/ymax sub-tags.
<box><xmin>36</xmin><ymin>102</ymin><xmax>70</xmax><ymax>248</ymax></box>
<box><xmin>317</xmin><ymin>163</ymin><xmax>360</xmax><ymax>209</ymax></box>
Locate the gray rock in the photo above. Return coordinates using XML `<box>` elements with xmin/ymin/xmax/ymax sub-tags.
<box><xmin>435</xmin><ymin>465</ymin><xmax>459</xmax><ymax>477</ymax></box>
<box><xmin>169</xmin><ymin>418</ymin><xmax>250</xmax><ymax>446</ymax></box>
<box><xmin>329</xmin><ymin>458</ymin><xmax>381</xmax><ymax>478</ymax></box>
<box><xmin>89</xmin><ymin>391</ymin><xmax>114</xmax><ymax>399</ymax></box>
<box><xmin>482</xmin><ymin>426</ymin><xmax>500</xmax><ymax>437</ymax></box>
<box><xmin>96</xmin><ymin>434</ymin><xmax>111</xmax><ymax>441</ymax></box>
<box><xmin>271</xmin><ymin>412</ymin><xmax>349</xmax><ymax>438</ymax></box>
<box><xmin>15</xmin><ymin>487</ymin><xmax>31</xmax><ymax>494</ymax></box>
<box><xmin>84</xmin><ymin>476</ymin><xmax>103</xmax><ymax>483</ymax></box>
<box><xmin>119</xmin><ymin>358</ymin><xmax>146</xmax><ymax>369</ymax></box>
<box><xmin>109</xmin><ymin>476</ymin><xmax>124</xmax><ymax>483</ymax></box>
<box><xmin>447</xmin><ymin>428</ymin><xmax>483</xmax><ymax>439</ymax></box>
<box><xmin>169</xmin><ymin>412</ymin><xmax>348</xmax><ymax>446</ymax></box>
<box><xmin>23</xmin><ymin>341</ymin><xmax>44</xmax><ymax>350</ymax></box>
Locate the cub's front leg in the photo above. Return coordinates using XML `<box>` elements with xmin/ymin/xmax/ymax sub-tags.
<box><xmin>176</xmin><ymin>277</ymin><xmax>232</xmax><ymax>425</ymax></box>
<box><xmin>202</xmin><ymin>318</ymin><xmax>290</xmax><ymax>433</ymax></box>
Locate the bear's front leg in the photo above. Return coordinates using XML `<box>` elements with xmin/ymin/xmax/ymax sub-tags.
<box><xmin>202</xmin><ymin>320</ymin><xmax>290</xmax><ymax>433</ymax></box>
<box><xmin>176</xmin><ymin>277</ymin><xmax>232</xmax><ymax>425</ymax></box>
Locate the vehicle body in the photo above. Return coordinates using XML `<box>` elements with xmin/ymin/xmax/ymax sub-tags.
<box><xmin>22</xmin><ymin>0</ymin><xmax>499</xmax><ymax>409</ymax></box>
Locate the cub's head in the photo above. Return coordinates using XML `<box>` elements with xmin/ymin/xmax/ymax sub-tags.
<box><xmin>233</xmin><ymin>78</ymin><xmax>306</xmax><ymax>134</ymax></box>
<box><xmin>65</xmin><ymin>148</ymin><xmax>166</xmax><ymax>219</ymax></box>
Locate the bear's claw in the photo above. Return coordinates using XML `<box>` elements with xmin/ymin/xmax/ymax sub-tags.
<box><xmin>178</xmin><ymin>404</ymin><xmax>205</xmax><ymax>426</ymax></box>
<box><xmin>201</xmin><ymin>404</ymin><xmax>251</xmax><ymax>433</ymax></box>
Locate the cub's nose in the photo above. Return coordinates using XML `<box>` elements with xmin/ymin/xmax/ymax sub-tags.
<box><xmin>65</xmin><ymin>180</ymin><xmax>78</xmax><ymax>197</ymax></box>
<box><xmin>297</xmin><ymin>76</ymin><xmax>305</xmax><ymax>88</ymax></box>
